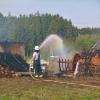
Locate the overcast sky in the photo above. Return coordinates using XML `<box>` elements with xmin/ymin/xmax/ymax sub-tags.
<box><xmin>0</xmin><ymin>0</ymin><xmax>100</xmax><ymax>28</ymax></box>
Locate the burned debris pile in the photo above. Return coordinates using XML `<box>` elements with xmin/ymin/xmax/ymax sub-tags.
<box><xmin>0</xmin><ymin>66</ymin><xmax>19</xmax><ymax>78</ymax></box>
<box><xmin>0</xmin><ymin>53</ymin><xmax>29</xmax><ymax>72</ymax></box>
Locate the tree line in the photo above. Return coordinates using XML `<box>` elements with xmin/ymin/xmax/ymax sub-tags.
<box><xmin>0</xmin><ymin>12</ymin><xmax>100</xmax><ymax>51</ymax></box>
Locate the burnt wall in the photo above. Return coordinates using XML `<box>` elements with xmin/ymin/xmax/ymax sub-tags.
<box><xmin>0</xmin><ymin>42</ymin><xmax>25</xmax><ymax>58</ymax></box>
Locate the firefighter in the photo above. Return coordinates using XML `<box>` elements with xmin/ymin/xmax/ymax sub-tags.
<box><xmin>32</xmin><ymin>46</ymin><xmax>43</xmax><ymax>78</ymax></box>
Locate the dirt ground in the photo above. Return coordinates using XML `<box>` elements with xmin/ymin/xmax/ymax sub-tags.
<box><xmin>0</xmin><ymin>76</ymin><xmax>100</xmax><ymax>100</ymax></box>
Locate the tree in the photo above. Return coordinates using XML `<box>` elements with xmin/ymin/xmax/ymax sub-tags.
<box><xmin>0</xmin><ymin>12</ymin><xmax>99</xmax><ymax>52</ymax></box>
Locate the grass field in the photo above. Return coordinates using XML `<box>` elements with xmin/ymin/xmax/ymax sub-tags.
<box><xmin>0</xmin><ymin>77</ymin><xmax>100</xmax><ymax>100</ymax></box>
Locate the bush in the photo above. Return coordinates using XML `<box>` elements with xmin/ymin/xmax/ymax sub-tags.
<box><xmin>75</xmin><ymin>34</ymin><xmax>100</xmax><ymax>50</ymax></box>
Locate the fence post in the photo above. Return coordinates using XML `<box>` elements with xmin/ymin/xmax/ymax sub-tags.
<box><xmin>65</xmin><ymin>59</ymin><xmax>67</xmax><ymax>71</ymax></box>
<box><xmin>61</xmin><ymin>59</ymin><xmax>63</xmax><ymax>71</ymax></box>
<box><xmin>59</xmin><ymin>58</ymin><xmax>61</xmax><ymax>72</ymax></box>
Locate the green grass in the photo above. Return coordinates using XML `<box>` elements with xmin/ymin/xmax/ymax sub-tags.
<box><xmin>0</xmin><ymin>78</ymin><xmax>100</xmax><ymax>100</ymax></box>
<box><xmin>24</xmin><ymin>56</ymin><xmax>32</xmax><ymax>63</ymax></box>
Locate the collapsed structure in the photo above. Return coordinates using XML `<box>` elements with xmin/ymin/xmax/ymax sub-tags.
<box><xmin>0</xmin><ymin>42</ymin><xmax>29</xmax><ymax>73</ymax></box>
<box><xmin>75</xmin><ymin>40</ymin><xmax>100</xmax><ymax>76</ymax></box>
